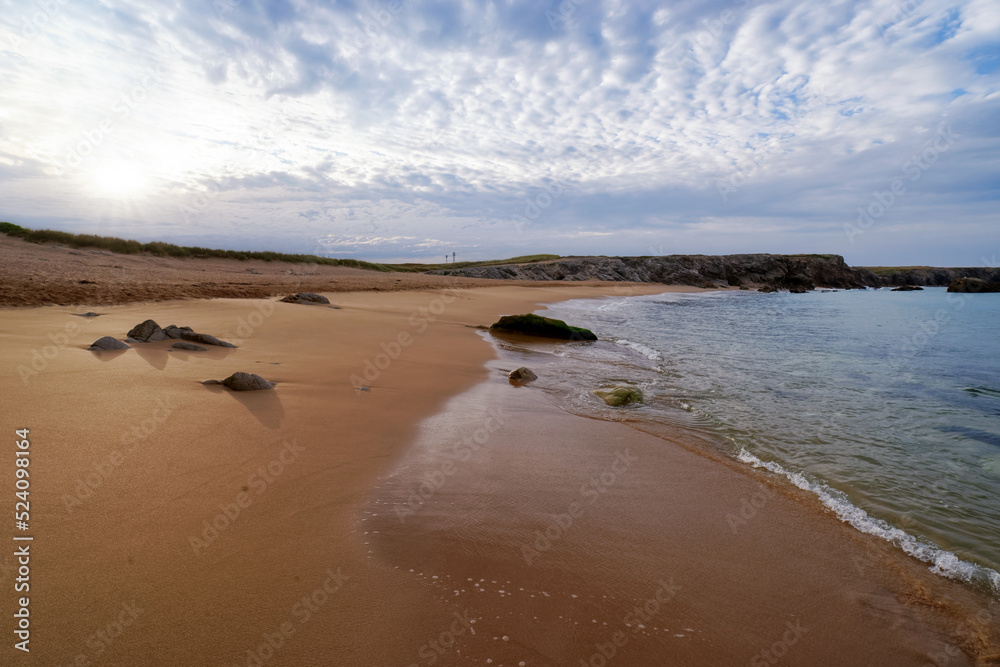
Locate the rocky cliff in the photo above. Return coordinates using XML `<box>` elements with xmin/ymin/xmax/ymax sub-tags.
<box><xmin>430</xmin><ymin>254</ymin><xmax>881</xmax><ymax>290</ymax></box>
<box><xmin>863</xmin><ymin>267</ymin><xmax>1000</xmax><ymax>287</ymax></box>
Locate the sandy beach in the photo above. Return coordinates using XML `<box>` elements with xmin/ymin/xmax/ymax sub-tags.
<box><xmin>0</xmin><ymin>233</ymin><xmax>549</xmax><ymax>307</ymax></box>
<box><xmin>1</xmin><ymin>269</ymin><xmax>997</xmax><ymax>665</ymax></box>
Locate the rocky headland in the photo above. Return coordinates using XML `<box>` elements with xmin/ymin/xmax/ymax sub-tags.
<box><xmin>430</xmin><ymin>254</ymin><xmax>1000</xmax><ymax>291</ymax></box>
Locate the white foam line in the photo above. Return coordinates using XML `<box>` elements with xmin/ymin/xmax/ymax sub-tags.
<box><xmin>614</xmin><ymin>338</ymin><xmax>662</xmax><ymax>361</ymax></box>
<box><xmin>736</xmin><ymin>448</ymin><xmax>1000</xmax><ymax>598</ymax></box>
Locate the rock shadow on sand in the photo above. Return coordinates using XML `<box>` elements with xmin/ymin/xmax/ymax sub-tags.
<box><xmin>88</xmin><ymin>348</ymin><xmax>129</xmax><ymax>362</ymax></box>
<box><xmin>131</xmin><ymin>342</ymin><xmax>235</xmax><ymax>370</ymax></box>
<box><xmin>201</xmin><ymin>382</ymin><xmax>285</xmax><ymax>429</ymax></box>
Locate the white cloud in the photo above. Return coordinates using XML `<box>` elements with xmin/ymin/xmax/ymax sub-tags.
<box><xmin>0</xmin><ymin>0</ymin><xmax>996</xmax><ymax>265</ymax></box>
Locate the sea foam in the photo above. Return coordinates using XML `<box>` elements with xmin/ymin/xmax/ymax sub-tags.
<box><xmin>736</xmin><ymin>448</ymin><xmax>1000</xmax><ymax>598</ymax></box>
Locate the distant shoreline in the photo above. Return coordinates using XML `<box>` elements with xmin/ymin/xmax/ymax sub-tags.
<box><xmin>4</xmin><ymin>230</ymin><xmax>999</xmax><ymax>308</ymax></box>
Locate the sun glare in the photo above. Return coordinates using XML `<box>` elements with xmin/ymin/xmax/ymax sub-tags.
<box><xmin>91</xmin><ymin>159</ymin><xmax>148</xmax><ymax>197</ymax></box>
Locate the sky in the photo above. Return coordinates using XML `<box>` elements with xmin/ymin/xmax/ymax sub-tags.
<box><xmin>0</xmin><ymin>0</ymin><xmax>998</xmax><ymax>266</ymax></box>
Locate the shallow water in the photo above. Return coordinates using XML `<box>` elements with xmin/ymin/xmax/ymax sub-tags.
<box><xmin>538</xmin><ymin>287</ymin><xmax>1000</xmax><ymax>597</ymax></box>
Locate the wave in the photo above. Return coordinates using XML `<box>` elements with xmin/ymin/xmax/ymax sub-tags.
<box><xmin>612</xmin><ymin>337</ymin><xmax>662</xmax><ymax>361</ymax></box>
<box><xmin>736</xmin><ymin>448</ymin><xmax>1000</xmax><ymax>598</ymax></box>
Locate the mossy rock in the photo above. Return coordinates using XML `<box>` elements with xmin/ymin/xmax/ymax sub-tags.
<box><xmin>594</xmin><ymin>386</ymin><xmax>644</xmax><ymax>407</ymax></box>
<box><xmin>489</xmin><ymin>314</ymin><xmax>597</xmax><ymax>341</ymax></box>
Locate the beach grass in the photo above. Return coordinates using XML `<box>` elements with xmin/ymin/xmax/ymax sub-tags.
<box><xmin>0</xmin><ymin>221</ymin><xmax>559</xmax><ymax>273</ymax></box>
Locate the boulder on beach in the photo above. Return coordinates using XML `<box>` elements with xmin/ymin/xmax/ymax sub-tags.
<box><xmin>947</xmin><ymin>278</ymin><xmax>1000</xmax><ymax>293</ymax></box>
<box><xmin>171</xmin><ymin>341</ymin><xmax>207</xmax><ymax>352</ymax></box>
<box><xmin>508</xmin><ymin>367</ymin><xmax>538</xmax><ymax>382</ymax></box>
<box><xmin>891</xmin><ymin>285</ymin><xmax>924</xmax><ymax>291</ymax></box>
<box><xmin>489</xmin><ymin>314</ymin><xmax>597</xmax><ymax>341</ymax></box>
<box><xmin>89</xmin><ymin>336</ymin><xmax>130</xmax><ymax>351</ymax></box>
<box><xmin>127</xmin><ymin>319</ymin><xmax>169</xmax><ymax>342</ymax></box>
<box><xmin>758</xmin><ymin>287</ymin><xmax>777</xmax><ymax>293</ymax></box>
<box><xmin>281</xmin><ymin>292</ymin><xmax>330</xmax><ymax>305</ymax></box>
<box><xmin>126</xmin><ymin>320</ymin><xmax>236</xmax><ymax>347</ymax></box>
<box><xmin>221</xmin><ymin>372</ymin><xmax>275</xmax><ymax>391</ymax></box>
<box><xmin>163</xmin><ymin>325</ymin><xmax>194</xmax><ymax>339</ymax></box>
<box><xmin>594</xmin><ymin>386</ymin><xmax>644</xmax><ymax>407</ymax></box>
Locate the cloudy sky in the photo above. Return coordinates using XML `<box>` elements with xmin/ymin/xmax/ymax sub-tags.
<box><xmin>1</xmin><ymin>0</ymin><xmax>997</xmax><ymax>265</ymax></box>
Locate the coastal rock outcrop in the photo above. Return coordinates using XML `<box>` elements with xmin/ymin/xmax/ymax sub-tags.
<box><xmin>431</xmin><ymin>254</ymin><xmax>878</xmax><ymax>290</ymax></box>
<box><xmin>594</xmin><ymin>386</ymin><xmax>644</xmax><ymax>407</ymax></box>
<box><xmin>221</xmin><ymin>372</ymin><xmax>274</xmax><ymax>391</ymax></box>
<box><xmin>163</xmin><ymin>325</ymin><xmax>194</xmax><ymax>339</ymax></box>
<box><xmin>281</xmin><ymin>292</ymin><xmax>330</xmax><ymax>305</ymax></box>
<box><xmin>89</xmin><ymin>336</ymin><xmax>130</xmax><ymax>351</ymax></box>
<box><xmin>891</xmin><ymin>285</ymin><xmax>924</xmax><ymax>291</ymax></box>
<box><xmin>869</xmin><ymin>267</ymin><xmax>1000</xmax><ymax>287</ymax></box>
<box><xmin>124</xmin><ymin>320</ymin><xmax>236</xmax><ymax>347</ymax></box>
<box><xmin>508</xmin><ymin>367</ymin><xmax>538</xmax><ymax>382</ymax></box>
<box><xmin>127</xmin><ymin>319</ymin><xmax>169</xmax><ymax>342</ymax></box>
<box><xmin>490</xmin><ymin>314</ymin><xmax>597</xmax><ymax>341</ymax></box>
<box><xmin>947</xmin><ymin>278</ymin><xmax>1000</xmax><ymax>293</ymax></box>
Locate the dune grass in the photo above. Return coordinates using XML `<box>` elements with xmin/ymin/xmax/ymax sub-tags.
<box><xmin>0</xmin><ymin>222</ymin><xmax>395</xmax><ymax>271</ymax></box>
<box><xmin>0</xmin><ymin>222</ymin><xmax>561</xmax><ymax>273</ymax></box>
<box><xmin>386</xmin><ymin>254</ymin><xmax>560</xmax><ymax>272</ymax></box>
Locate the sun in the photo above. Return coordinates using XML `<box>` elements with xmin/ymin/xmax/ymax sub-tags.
<box><xmin>91</xmin><ymin>159</ymin><xmax>148</xmax><ymax>197</ymax></box>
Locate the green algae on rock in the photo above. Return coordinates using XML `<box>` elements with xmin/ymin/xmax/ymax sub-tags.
<box><xmin>489</xmin><ymin>314</ymin><xmax>597</xmax><ymax>341</ymax></box>
<box><xmin>594</xmin><ymin>386</ymin><xmax>644</xmax><ymax>407</ymax></box>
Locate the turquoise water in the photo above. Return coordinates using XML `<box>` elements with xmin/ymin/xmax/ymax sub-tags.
<box><xmin>534</xmin><ymin>287</ymin><xmax>1000</xmax><ymax>597</ymax></box>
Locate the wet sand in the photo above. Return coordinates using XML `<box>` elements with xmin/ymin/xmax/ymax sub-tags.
<box><xmin>367</xmin><ymin>364</ymin><xmax>1000</xmax><ymax>665</ymax></box>
<box><xmin>1</xmin><ymin>283</ymin><xmax>997</xmax><ymax>665</ymax></box>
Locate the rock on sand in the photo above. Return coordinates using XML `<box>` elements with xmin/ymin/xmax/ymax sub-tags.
<box><xmin>508</xmin><ymin>367</ymin><xmax>538</xmax><ymax>382</ymax></box>
<box><xmin>221</xmin><ymin>372</ymin><xmax>275</xmax><ymax>391</ymax></box>
<box><xmin>280</xmin><ymin>292</ymin><xmax>331</xmax><ymax>305</ymax></box>
<box><xmin>594</xmin><ymin>386</ymin><xmax>644</xmax><ymax>407</ymax></box>
<box><xmin>89</xmin><ymin>336</ymin><xmax>130</xmax><ymax>351</ymax></box>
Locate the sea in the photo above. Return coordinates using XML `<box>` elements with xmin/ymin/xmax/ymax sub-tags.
<box><xmin>524</xmin><ymin>286</ymin><xmax>1000</xmax><ymax>598</ymax></box>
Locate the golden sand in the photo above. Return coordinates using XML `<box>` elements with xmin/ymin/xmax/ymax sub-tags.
<box><xmin>1</xmin><ymin>280</ymin><xmax>996</xmax><ymax>665</ymax></box>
